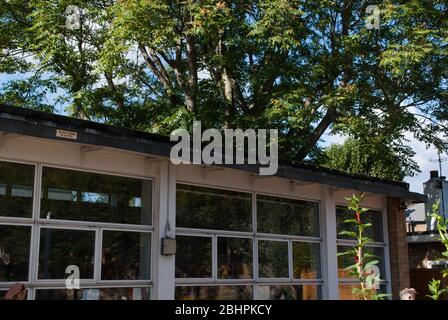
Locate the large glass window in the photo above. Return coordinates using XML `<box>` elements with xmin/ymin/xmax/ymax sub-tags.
<box><xmin>176</xmin><ymin>286</ymin><xmax>253</xmax><ymax>300</ymax></box>
<box><xmin>257</xmin><ymin>195</ymin><xmax>319</xmax><ymax>237</ymax></box>
<box><xmin>293</xmin><ymin>242</ymin><xmax>321</xmax><ymax>280</ymax></box>
<box><xmin>0</xmin><ymin>161</ymin><xmax>153</xmax><ymax>300</ymax></box>
<box><xmin>38</xmin><ymin>228</ymin><xmax>95</xmax><ymax>279</ymax></box>
<box><xmin>217</xmin><ymin>237</ymin><xmax>252</xmax><ymax>279</ymax></box>
<box><xmin>175</xmin><ymin>236</ymin><xmax>212</xmax><ymax>278</ymax></box>
<box><xmin>101</xmin><ymin>231</ymin><xmax>151</xmax><ymax>280</ymax></box>
<box><xmin>175</xmin><ymin>184</ymin><xmax>322</xmax><ymax>300</ymax></box>
<box><xmin>258</xmin><ymin>240</ymin><xmax>289</xmax><ymax>278</ymax></box>
<box><xmin>336</xmin><ymin>206</ymin><xmax>383</xmax><ymax>242</ymax></box>
<box><xmin>0</xmin><ymin>161</ymin><xmax>34</xmax><ymax>218</ymax></box>
<box><xmin>338</xmin><ymin>283</ymin><xmax>387</xmax><ymax>300</ymax></box>
<box><xmin>0</xmin><ymin>225</ymin><xmax>31</xmax><ymax>282</ymax></box>
<box><xmin>256</xmin><ymin>285</ymin><xmax>322</xmax><ymax>300</ymax></box>
<box><xmin>35</xmin><ymin>287</ymin><xmax>150</xmax><ymax>300</ymax></box>
<box><xmin>41</xmin><ymin>167</ymin><xmax>152</xmax><ymax>225</ymax></box>
<box><xmin>176</xmin><ymin>184</ymin><xmax>252</xmax><ymax>231</ymax></box>
<box><xmin>337</xmin><ymin>245</ymin><xmax>385</xmax><ymax>280</ymax></box>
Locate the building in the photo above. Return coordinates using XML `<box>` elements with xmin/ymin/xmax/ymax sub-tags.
<box><xmin>0</xmin><ymin>104</ymin><xmax>425</xmax><ymax>300</ymax></box>
<box><xmin>407</xmin><ymin>171</ymin><xmax>448</xmax><ymax>299</ymax></box>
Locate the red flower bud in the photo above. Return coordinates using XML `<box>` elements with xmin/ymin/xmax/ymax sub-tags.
<box><xmin>355</xmin><ymin>212</ymin><xmax>361</xmax><ymax>223</ymax></box>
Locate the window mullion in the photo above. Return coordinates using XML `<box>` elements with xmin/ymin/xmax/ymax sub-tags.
<box><xmin>94</xmin><ymin>228</ymin><xmax>102</xmax><ymax>283</ymax></box>
<box><xmin>212</xmin><ymin>234</ymin><xmax>217</xmax><ymax>281</ymax></box>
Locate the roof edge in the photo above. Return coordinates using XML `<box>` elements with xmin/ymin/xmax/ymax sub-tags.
<box><xmin>0</xmin><ymin>104</ymin><xmax>426</xmax><ymax>202</ymax></box>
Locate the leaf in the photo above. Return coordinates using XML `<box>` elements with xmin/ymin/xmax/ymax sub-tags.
<box><xmin>338</xmin><ymin>231</ymin><xmax>358</xmax><ymax>238</ymax></box>
<box><xmin>364</xmin><ymin>259</ymin><xmax>379</xmax><ymax>269</ymax></box>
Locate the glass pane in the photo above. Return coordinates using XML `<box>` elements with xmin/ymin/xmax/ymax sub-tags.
<box><xmin>176</xmin><ymin>184</ymin><xmax>252</xmax><ymax>232</ymax></box>
<box><xmin>35</xmin><ymin>287</ymin><xmax>150</xmax><ymax>300</ymax></box>
<box><xmin>257</xmin><ymin>195</ymin><xmax>319</xmax><ymax>237</ymax></box>
<box><xmin>0</xmin><ymin>161</ymin><xmax>34</xmax><ymax>218</ymax></box>
<box><xmin>218</xmin><ymin>237</ymin><xmax>252</xmax><ymax>279</ymax></box>
<box><xmin>99</xmin><ymin>287</ymin><xmax>150</xmax><ymax>300</ymax></box>
<box><xmin>336</xmin><ymin>206</ymin><xmax>383</xmax><ymax>242</ymax></box>
<box><xmin>338</xmin><ymin>283</ymin><xmax>388</xmax><ymax>300</ymax></box>
<box><xmin>258</xmin><ymin>240</ymin><xmax>288</xmax><ymax>278</ymax></box>
<box><xmin>0</xmin><ymin>225</ymin><xmax>31</xmax><ymax>282</ymax></box>
<box><xmin>102</xmin><ymin>231</ymin><xmax>151</xmax><ymax>280</ymax></box>
<box><xmin>175</xmin><ymin>286</ymin><xmax>253</xmax><ymax>300</ymax></box>
<box><xmin>176</xmin><ymin>236</ymin><xmax>212</xmax><ymax>278</ymax></box>
<box><xmin>38</xmin><ymin>228</ymin><xmax>95</xmax><ymax>279</ymax></box>
<box><xmin>337</xmin><ymin>245</ymin><xmax>385</xmax><ymax>280</ymax></box>
<box><xmin>41</xmin><ymin>167</ymin><xmax>152</xmax><ymax>225</ymax></box>
<box><xmin>293</xmin><ymin>242</ymin><xmax>321</xmax><ymax>279</ymax></box>
<box><xmin>256</xmin><ymin>285</ymin><xmax>321</xmax><ymax>300</ymax></box>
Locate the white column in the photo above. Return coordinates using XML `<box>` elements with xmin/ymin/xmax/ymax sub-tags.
<box><xmin>152</xmin><ymin>160</ymin><xmax>176</xmax><ymax>299</ymax></box>
<box><xmin>321</xmin><ymin>185</ymin><xmax>339</xmax><ymax>300</ymax></box>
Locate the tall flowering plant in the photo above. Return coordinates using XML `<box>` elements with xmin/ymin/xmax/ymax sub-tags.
<box><xmin>427</xmin><ymin>200</ymin><xmax>448</xmax><ymax>300</ymax></box>
<box><xmin>337</xmin><ymin>194</ymin><xmax>388</xmax><ymax>300</ymax></box>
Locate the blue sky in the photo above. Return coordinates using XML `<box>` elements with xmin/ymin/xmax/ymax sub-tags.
<box><xmin>1</xmin><ymin>72</ymin><xmax>446</xmax><ymax>193</ymax></box>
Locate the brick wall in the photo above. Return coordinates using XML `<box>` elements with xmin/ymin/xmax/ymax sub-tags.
<box><xmin>387</xmin><ymin>198</ymin><xmax>410</xmax><ymax>299</ymax></box>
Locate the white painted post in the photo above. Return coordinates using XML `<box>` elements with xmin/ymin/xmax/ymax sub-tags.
<box><xmin>321</xmin><ymin>185</ymin><xmax>339</xmax><ymax>300</ymax></box>
<box><xmin>152</xmin><ymin>160</ymin><xmax>176</xmax><ymax>299</ymax></box>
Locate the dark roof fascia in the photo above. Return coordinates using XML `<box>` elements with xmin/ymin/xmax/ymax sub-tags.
<box><xmin>0</xmin><ymin>104</ymin><xmax>426</xmax><ymax>202</ymax></box>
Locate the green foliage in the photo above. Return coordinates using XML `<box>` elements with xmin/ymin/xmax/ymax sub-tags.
<box><xmin>321</xmin><ymin>137</ymin><xmax>420</xmax><ymax>181</ymax></box>
<box><xmin>427</xmin><ymin>278</ymin><xmax>447</xmax><ymax>300</ymax></box>
<box><xmin>430</xmin><ymin>200</ymin><xmax>448</xmax><ymax>258</ymax></box>
<box><xmin>0</xmin><ymin>1</ymin><xmax>447</xmax><ymax>163</ymax></box>
<box><xmin>337</xmin><ymin>194</ymin><xmax>389</xmax><ymax>300</ymax></box>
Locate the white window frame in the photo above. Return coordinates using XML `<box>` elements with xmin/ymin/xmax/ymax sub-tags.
<box><xmin>0</xmin><ymin>159</ymin><xmax>155</xmax><ymax>300</ymax></box>
<box><xmin>174</xmin><ymin>182</ymin><xmax>324</xmax><ymax>300</ymax></box>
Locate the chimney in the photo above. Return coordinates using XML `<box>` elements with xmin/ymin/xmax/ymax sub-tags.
<box><xmin>430</xmin><ymin>170</ymin><xmax>439</xmax><ymax>179</ymax></box>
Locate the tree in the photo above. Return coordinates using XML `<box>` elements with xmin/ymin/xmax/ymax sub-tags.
<box><xmin>0</xmin><ymin>0</ymin><xmax>447</xmax><ymax>164</ymax></box>
<box><xmin>321</xmin><ymin>137</ymin><xmax>420</xmax><ymax>181</ymax></box>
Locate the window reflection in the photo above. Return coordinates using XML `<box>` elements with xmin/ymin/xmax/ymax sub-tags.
<box><xmin>38</xmin><ymin>228</ymin><xmax>95</xmax><ymax>279</ymax></box>
<box><xmin>336</xmin><ymin>206</ymin><xmax>383</xmax><ymax>242</ymax></box>
<box><xmin>337</xmin><ymin>245</ymin><xmax>385</xmax><ymax>280</ymax></box>
<box><xmin>257</xmin><ymin>195</ymin><xmax>319</xmax><ymax>237</ymax></box>
<box><xmin>176</xmin><ymin>286</ymin><xmax>253</xmax><ymax>300</ymax></box>
<box><xmin>0</xmin><ymin>161</ymin><xmax>34</xmax><ymax>218</ymax></box>
<box><xmin>217</xmin><ymin>237</ymin><xmax>252</xmax><ymax>279</ymax></box>
<box><xmin>101</xmin><ymin>231</ymin><xmax>151</xmax><ymax>280</ymax></box>
<box><xmin>258</xmin><ymin>240</ymin><xmax>289</xmax><ymax>278</ymax></box>
<box><xmin>293</xmin><ymin>242</ymin><xmax>321</xmax><ymax>279</ymax></box>
<box><xmin>41</xmin><ymin>167</ymin><xmax>152</xmax><ymax>225</ymax></box>
<box><xmin>175</xmin><ymin>236</ymin><xmax>212</xmax><ymax>278</ymax></box>
<box><xmin>256</xmin><ymin>285</ymin><xmax>321</xmax><ymax>300</ymax></box>
<box><xmin>0</xmin><ymin>225</ymin><xmax>31</xmax><ymax>282</ymax></box>
<box><xmin>176</xmin><ymin>184</ymin><xmax>252</xmax><ymax>231</ymax></box>
<box><xmin>338</xmin><ymin>283</ymin><xmax>387</xmax><ymax>300</ymax></box>
<box><xmin>35</xmin><ymin>287</ymin><xmax>150</xmax><ymax>300</ymax></box>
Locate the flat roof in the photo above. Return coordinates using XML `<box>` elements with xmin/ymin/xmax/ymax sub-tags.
<box><xmin>0</xmin><ymin>104</ymin><xmax>426</xmax><ymax>202</ymax></box>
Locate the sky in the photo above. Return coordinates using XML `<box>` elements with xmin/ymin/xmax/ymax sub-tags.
<box><xmin>322</xmin><ymin>132</ymin><xmax>448</xmax><ymax>194</ymax></box>
<box><xmin>1</xmin><ymin>72</ymin><xmax>446</xmax><ymax>194</ymax></box>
